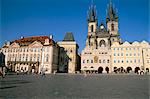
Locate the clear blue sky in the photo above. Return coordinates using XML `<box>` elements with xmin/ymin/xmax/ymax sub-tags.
<box><xmin>1</xmin><ymin>0</ymin><xmax>149</xmax><ymax>52</ymax></box>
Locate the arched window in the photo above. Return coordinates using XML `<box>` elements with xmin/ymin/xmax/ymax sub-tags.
<box><xmin>91</xmin><ymin>25</ymin><xmax>94</xmax><ymax>32</ymax></box>
<box><xmin>46</xmin><ymin>54</ymin><xmax>49</xmax><ymax>62</ymax></box>
<box><xmin>111</xmin><ymin>23</ymin><xmax>114</xmax><ymax>31</ymax></box>
<box><xmin>99</xmin><ymin>40</ymin><xmax>106</xmax><ymax>47</ymax></box>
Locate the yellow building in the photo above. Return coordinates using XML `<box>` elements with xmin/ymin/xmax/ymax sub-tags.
<box><xmin>111</xmin><ymin>41</ymin><xmax>150</xmax><ymax>73</ymax></box>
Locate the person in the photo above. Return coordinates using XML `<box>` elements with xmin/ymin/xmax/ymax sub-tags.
<box><xmin>84</xmin><ymin>71</ymin><xmax>87</xmax><ymax>77</ymax></box>
<box><xmin>41</xmin><ymin>70</ymin><xmax>45</xmax><ymax>77</ymax></box>
<box><xmin>0</xmin><ymin>71</ymin><xmax>5</xmax><ymax>78</ymax></box>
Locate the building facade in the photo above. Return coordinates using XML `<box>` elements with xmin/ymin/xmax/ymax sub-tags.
<box><xmin>81</xmin><ymin>1</ymin><xmax>150</xmax><ymax>74</ymax></box>
<box><xmin>1</xmin><ymin>35</ymin><xmax>59</xmax><ymax>74</ymax></box>
<box><xmin>57</xmin><ymin>32</ymin><xmax>80</xmax><ymax>73</ymax></box>
<box><xmin>1</xmin><ymin>32</ymin><xmax>80</xmax><ymax>74</ymax></box>
<box><xmin>111</xmin><ymin>41</ymin><xmax>150</xmax><ymax>73</ymax></box>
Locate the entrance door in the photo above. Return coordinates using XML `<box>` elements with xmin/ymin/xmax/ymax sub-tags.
<box><xmin>98</xmin><ymin>67</ymin><xmax>103</xmax><ymax>73</ymax></box>
<box><xmin>105</xmin><ymin>67</ymin><xmax>109</xmax><ymax>73</ymax></box>
<box><xmin>127</xmin><ymin>67</ymin><xmax>132</xmax><ymax>73</ymax></box>
<box><xmin>135</xmin><ymin>67</ymin><xmax>140</xmax><ymax>74</ymax></box>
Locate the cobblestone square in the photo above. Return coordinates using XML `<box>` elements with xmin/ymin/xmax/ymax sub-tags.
<box><xmin>0</xmin><ymin>74</ymin><xmax>149</xmax><ymax>99</ymax></box>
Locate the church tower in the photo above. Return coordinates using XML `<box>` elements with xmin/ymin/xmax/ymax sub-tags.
<box><xmin>106</xmin><ymin>0</ymin><xmax>120</xmax><ymax>43</ymax></box>
<box><xmin>86</xmin><ymin>1</ymin><xmax>98</xmax><ymax>48</ymax></box>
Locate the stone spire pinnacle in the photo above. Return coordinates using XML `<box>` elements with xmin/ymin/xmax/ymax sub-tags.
<box><xmin>106</xmin><ymin>0</ymin><xmax>118</xmax><ymax>22</ymax></box>
<box><xmin>87</xmin><ymin>0</ymin><xmax>97</xmax><ymax>22</ymax></box>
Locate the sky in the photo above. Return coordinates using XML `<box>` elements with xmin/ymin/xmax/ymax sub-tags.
<box><xmin>0</xmin><ymin>0</ymin><xmax>149</xmax><ymax>52</ymax></box>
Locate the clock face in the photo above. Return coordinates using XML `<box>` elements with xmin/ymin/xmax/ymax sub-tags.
<box><xmin>100</xmin><ymin>25</ymin><xmax>104</xmax><ymax>29</ymax></box>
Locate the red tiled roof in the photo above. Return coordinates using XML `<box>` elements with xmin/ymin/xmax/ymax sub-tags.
<box><xmin>12</xmin><ymin>36</ymin><xmax>55</xmax><ymax>46</ymax></box>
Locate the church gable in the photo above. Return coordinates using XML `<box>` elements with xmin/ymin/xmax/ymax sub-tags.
<box><xmin>29</xmin><ymin>41</ymin><xmax>43</xmax><ymax>47</ymax></box>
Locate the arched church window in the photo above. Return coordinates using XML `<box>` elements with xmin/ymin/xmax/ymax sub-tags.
<box><xmin>91</xmin><ymin>25</ymin><xmax>94</xmax><ymax>32</ymax></box>
<box><xmin>111</xmin><ymin>23</ymin><xmax>114</xmax><ymax>31</ymax></box>
<box><xmin>99</xmin><ymin>40</ymin><xmax>106</xmax><ymax>47</ymax></box>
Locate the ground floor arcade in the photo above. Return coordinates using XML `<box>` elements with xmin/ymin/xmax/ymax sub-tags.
<box><xmin>7</xmin><ymin>61</ymin><xmax>39</xmax><ymax>74</ymax></box>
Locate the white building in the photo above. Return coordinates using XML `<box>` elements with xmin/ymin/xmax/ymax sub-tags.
<box><xmin>1</xmin><ymin>35</ymin><xmax>59</xmax><ymax>74</ymax></box>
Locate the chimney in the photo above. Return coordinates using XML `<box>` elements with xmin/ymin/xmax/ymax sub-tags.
<box><xmin>50</xmin><ymin>35</ymin><xmax>53</xmax><ymax>39</ymax></box>
<box><xmin>21</xmin><ymin>36</ymin><xmax>24</xmax><ymax>39</ymax></box>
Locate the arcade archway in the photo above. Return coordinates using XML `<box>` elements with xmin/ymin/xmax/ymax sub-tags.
<box><xmin>105</xmin><ymin>67</ymin><xmax>109</xmax><ymax>73</ymax></box>
<box><xmin>98</xmin><ymin>67</ymin><xmax>103</xmax><ymax>73</ymax></box>
<box><xmin>127</xmin><ymin>67</ymin><xmax>132</xmax><ymax>73</ymax></box>
<box><xmin>135</xmin><ymin>67</ymin><xmax>140</xmax><ymax>74</ymax></box>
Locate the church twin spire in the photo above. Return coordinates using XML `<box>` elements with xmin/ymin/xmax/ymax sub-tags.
<box><xmin>87</xmin><ymin>0</ymin><xmax>118</xmax><ymax>23</ymax></box>
<box><xmin>106</xmin><ymin>0</ymin><xmax>118</xmax><ymax>22</ymax></box>
<box><xmin>87</xmin><ymin>0</ymin><xmax>97</xmax><ymax>22</ymax></box>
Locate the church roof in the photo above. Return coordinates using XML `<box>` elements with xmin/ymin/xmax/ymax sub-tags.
<box><xmin>96</xmin><ymin>23</ymin><xmax>110</xmax><ymax>38</ymax></box>
<box><xmin>63</xmin><ymin>32</ymin><xmax>75</xmax><ymax>41</ymax></box>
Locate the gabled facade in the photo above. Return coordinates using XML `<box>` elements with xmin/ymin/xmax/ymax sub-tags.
<box><xmin>1</xmin><ymin>36</ymin><xmax>59</xmax><ymax>74</ymax></box>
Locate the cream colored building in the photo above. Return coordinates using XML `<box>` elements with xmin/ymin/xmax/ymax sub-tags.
<box><xmin>81</xmin><ymin>1</ymin><xmax>150</xmax><ymax>74</ymax></box>
<box><xmin>1</xmin><ymin>35</ymin><xmax>59</xmax><ymax>74</ymax></box>
<box><xmin>111</xmin><ymin>41</ymin><xmax>150</xmax><ymax>73</ymax></box>
<box><xmin>57</xmin><ymin>32</ymin><xmax>80</xmax><ymax>73</ymax></box>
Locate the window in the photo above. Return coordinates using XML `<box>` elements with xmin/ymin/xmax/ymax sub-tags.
<box><xmin>37</xmin><ymin>54</ymin><xmax>40</xmax><ymax>61</ymax></box>
<box><xmin>147</xmin><ymin>60</ymin><xmax>149</xmax><ymax>63</ymax></box>
<box><xmin>134</xmin><ymin>59</ymin><xmax>136</xmax><ymax>63</ymax></box>
<box><xmin>121</xmin><ymin>53</ymin><xmax>123</xmax><ymax>56</ymax></box>
<box><xmin>26</xmin><ymin>54</ymin><xmax>28</xmax><ymax>61</ymax></box>
<box><xmin>126</xmin><ymin>60</ymin><xmax>128</xmax><ymax>63</ymax></box>
<box><xmin>91</xmin><ymin>25</ymin><xmax>94</xmax><ymax>32</ymax></box>
<box><xmin>38</xmin><ymin>48</ymin><xmax>40</xmax><ymax>52</ymax></box>
<box><xmin>111</xmin><ymin>23</ymin><xmax>114</xmax><ymax>31</ymax></box>
<box><xmin>138</xmin><ymin>59</ymin><xmax>140</xmax><ymax>63</ymax></box>
<box><xmin>103</xmin><ymin>60</ymin><xmax>105</xmax><ymax>63</ymax></box>
<box><xmin>87</xmin><ymin>60</ymin><xmax>89</xmax><ymax>63</ymax></box>
<box><xmin>83</xmin><ymin>60</ymin><xmax>85</xmax><ymax>63</ymax></box>
<box><xmin>107</xmin><ymin>60</ymin><xmax>109</xmax><ymax>63</ymax></box>
<box><xmin>114</xmin><ymin>60</ymin><xmax>116</xmax><ymax>63</ymax></box>
<box><xmin>118</xmin><ymin>60</ymin><xmax>120</xmax><ymax>63</ymax></box>
<box><xmin>30</xmin><ymin>54</ymin><xmax>32</xmax><ymax>61</ymax></box>
<box><xmin>46</xmin><ymin>54</ymin><xmax>49</xmax><ymax>62</ymax></box>
<box><xmin>114</xmin><ymin>53</ymin><xmax>116</xmax><ymax>56</ymax></box>
<box><xmin>130</xmin><ymin>60</ymin><xmax>132</xmax><ymax>63</ymax></box>
<box><xmin>130</xmin><ymin>53</ymin><xmax>132</xmax><ymax>56</ymax></box>
<box><xmin>91</xmin><ymin>60</ymin><xmax>93</xmax><ymax>63</ymax></box>
<box><xmin>121</xmin><ymin>60</ymin><xmax>124</xmax><ymax>63</ymax></box>
<box><xmin>99</xmin><ymin>60</ymin><xmax>101</xmax><ymax>63</ymax></box>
